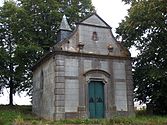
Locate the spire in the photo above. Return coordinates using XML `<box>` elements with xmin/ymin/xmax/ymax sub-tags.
<box><xmin>56</xmin><ymin>15</ymin><xmax>72</xmax><ymax>43</ymax></box>
<box><xmin>59</xmin><ymin>15</ymin><xmax>72</xmax><ymax>31</ymax></box>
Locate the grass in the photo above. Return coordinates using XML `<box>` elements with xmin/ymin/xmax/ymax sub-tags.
<box><xmin>0</xmin><ymin>105</ymin><xmax>35</xmax><ymax>125</ymax></box>
<box><xmin>1</xmin><ymin>105</ymin><xmax>167</xmax><ymax>125</ymax></box>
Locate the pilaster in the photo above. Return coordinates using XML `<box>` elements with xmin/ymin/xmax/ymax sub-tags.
<box><xmin>78</xmin><ymin>56</ymin><xmax>87</xmax><ymax>118</ymax></box>
<box><xmin>54</xmin><ymin>55</ymin><xmax>65</xmax><ymax>119</ymax></box>
<box><xmin>125</xmin><ymin>60</ymin><xmax>135</xmax><ymax>116</ymax></box>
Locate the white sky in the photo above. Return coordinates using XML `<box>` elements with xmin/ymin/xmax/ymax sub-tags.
<box><xmin>92</xmin><ymin>0</ymin><xmax>129</xmax><ymax>31</ymax></box>
<box><xmin>0</xmin><ymin>0</ymin><xmax>133</xmax><ymax>105</ymax></box>
<box><xmin>0</xmin><ymin>0</ymin><xmax>3</xmax><ymax>6</ymax></box>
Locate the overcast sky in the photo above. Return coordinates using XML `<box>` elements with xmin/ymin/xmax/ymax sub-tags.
<box><xmin>92</xmin><ymin>0</ymin><xmax>129</xmax><ymax>30</ymax></box>
<box><xmin>0</xmin><ymin>0</ymin><xmax>130</xmax><ymax>105</ymax></box>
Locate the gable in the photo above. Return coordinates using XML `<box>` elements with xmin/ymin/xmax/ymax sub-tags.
<box><xmin>81</xmin><ymin>14</ymin><xmax>110</xmax><ymax>28</ymax></box>
<box><xmin>54</xmin><ymin>13</ymin><xmax>130</xmax><ymax>58</ymax></box>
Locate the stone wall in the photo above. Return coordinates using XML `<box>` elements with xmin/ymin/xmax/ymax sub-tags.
<box><xmin>78</xmin><ymin>25</ymin><xmax>120</xmax><ymax>56</ymax></box>
<box><xmin>113</xmin><ymin>60</ymin><xmax>127</xmax><ymax>111</ymax></box>
<box><xmin>33</xmin><ymin>53</ymin><xmax>134</xmax><ymax>119</ymax></box>
<box><xmin>32</xmin><ymin>58</ymin><xmax>55</xmax><ymax>120</ymax></box>
<box><xmin>65</xmin><ymin>58</ymin><xmax>79</xmax><ymax>113</ymax></box>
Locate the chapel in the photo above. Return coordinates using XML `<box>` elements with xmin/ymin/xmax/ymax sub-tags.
<box><xmin>32</xmin><ymin>13</ymin><xmax>134</xmax><ymax>120</ymax></box>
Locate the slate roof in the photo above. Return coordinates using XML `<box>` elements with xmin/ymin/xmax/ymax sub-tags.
<box><xmin>59</xmin><ymin>15</ymin><xmax>72</xmax><ymax>31</ymax></box>
<box><xmin>77</xmin><ymin>13</ymin><xmax>112</xmax><ymax>29</ymax></box>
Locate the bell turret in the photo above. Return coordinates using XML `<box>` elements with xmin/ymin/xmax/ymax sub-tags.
<box><xmin>57</xmin><ymin>15</ymin><xmax>72</xmax><ymax>42</ymax></box>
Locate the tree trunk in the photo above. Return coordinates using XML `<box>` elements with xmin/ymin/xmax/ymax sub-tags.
<box><xmin>9</xmin><ymin>39</ymin><xmax>14</xmax><ymax>106</ymax></box>
<box><xmin>9</xmin><ymin>77</ymin><xmax>14</xmax><ymax>106</ymax></box>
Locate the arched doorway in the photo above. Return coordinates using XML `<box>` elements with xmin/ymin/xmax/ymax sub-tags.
<box><xmin>88</xmin><ymin>81</ymin><xmax>105</xmax><ymax>118</ymax></box>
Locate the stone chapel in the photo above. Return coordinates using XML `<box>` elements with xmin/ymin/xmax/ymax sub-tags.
<box><xmin>32</xmin><ymin>13</ymin><xmax>134</xmax><ymax>120</ymax></box>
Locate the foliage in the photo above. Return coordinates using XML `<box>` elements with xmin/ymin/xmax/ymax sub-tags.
<box><xmin>0</xmin><ymin>1</ymin><xmax>42</xmax><ymax>105</ymax></box>
<box><xmin>117</xmin><ymin>0</ymin><xmax>167</xmax><ymax>114</ymax></box>
<box><xmin>17</xmin><ymin>0</ymin><xmax>95</xmax><ymax>51</ymax></box>
<box><xmin>122</xmin><ymin>0</ymin><xmax>132</xmax><ymax>4</ymax></box>
<box><xmin>0</xmin><ymin>0</ymin><xmax>94</xmax><ymax>104</ymax></box>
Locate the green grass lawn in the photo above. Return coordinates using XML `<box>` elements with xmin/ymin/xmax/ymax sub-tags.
<box><xmin>1</xmin><ymin>105</ymin><xmax>167</xmax><ymax>125</ymax></box>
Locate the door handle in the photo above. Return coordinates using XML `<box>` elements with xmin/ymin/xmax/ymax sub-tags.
<box><xmin>96</xmin><ymin>97</ymin><xmax>103</xmax><ymax>103</ymax></box>
<box><xmin>89</xmin><ymin>97</ymin><xmax>94</xmax><ymax>103</ymax></box>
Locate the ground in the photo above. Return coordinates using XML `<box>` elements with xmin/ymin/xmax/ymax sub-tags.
<box><xmin>0</xmin><ymin>105</ymin><xmax>167</xmax><ymax>125</ymax></box>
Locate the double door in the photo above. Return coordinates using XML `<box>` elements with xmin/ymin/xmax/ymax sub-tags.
<box><xmin>88</xmin><ymin>81</ymin><xmax>105</xmax><ymax>118</ymax></box>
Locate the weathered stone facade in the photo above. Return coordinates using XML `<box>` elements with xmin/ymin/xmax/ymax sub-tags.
<box><xmin>32</xmin><ymin>13</ymin><xmax>134</xmax><ymax>120</ymax></box>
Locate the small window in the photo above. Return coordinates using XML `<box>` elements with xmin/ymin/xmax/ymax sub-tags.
<box><xmin>92</xmin><ymin>31</ymin><xmax>98</xmax><ymax>41</ymax></box>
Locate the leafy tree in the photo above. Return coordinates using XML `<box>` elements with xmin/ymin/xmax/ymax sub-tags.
<box><xmin>18</xmin><ymin>0</ymin><xmax>95</xmax><ymax>51</ymax></box>
<box><xmin>0</xmin><ymin>1</ymin><xmax>21</xmax><ymax>105</ymax></box>
<box><xmin>59</xmin><ymin>0</ymin><xmax>95</xmax><ymax>25</ymax></box>
<box><xmin>117</xmin><ymin>0</ymin><xmax>167</xmax><ymax>114</ymax></box>
<box><xmin>0</xmin><ymin>1</ymin><xmax>42</xmax><ymax>105</ymax></box>
<box><xmin>0</xmin><ymin>0</ymin><xmax>94</xmax><ymax>105</ymax></box>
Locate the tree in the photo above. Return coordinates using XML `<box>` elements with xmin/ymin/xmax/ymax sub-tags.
<box><xmin>59</xmin><ymin>0</ymin><xmax>95</xmax><ymax>25</ymax></box>
<box><xmin>0</xmin><ymin>1</ymin><xmax>42</xmax><ymax>105</ymax></box>
<box><xmin>117</xmin><ymin>0</ymin><xmax>167</xmax><ymax>114</ymax></box>
<box><xmin>18</xmin><ymin>0</ymin><xmax>95</xmax><ymax>51</ymax></box>
<box><xmin>0</xmin><ymin>0</ymin><xmax>94</xmax><ymax>105</ymax></box>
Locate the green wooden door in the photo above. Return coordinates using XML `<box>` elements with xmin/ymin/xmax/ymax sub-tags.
<box><xmin>89</xmin><ymin>81</ymin><xmax>105</xmax><ymax>118</ymax></box>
